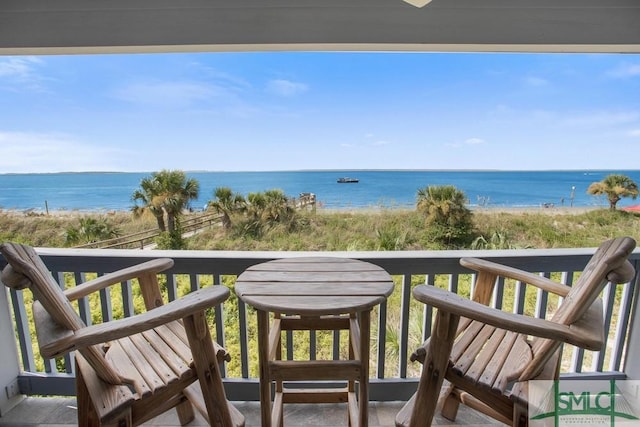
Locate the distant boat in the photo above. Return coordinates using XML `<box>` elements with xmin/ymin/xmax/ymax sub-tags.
<box><xmin>337</xmin><ymin>177</ymin><xmax>359</xmax><ymax>183</ymax></box>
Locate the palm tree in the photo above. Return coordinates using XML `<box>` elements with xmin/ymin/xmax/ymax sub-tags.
<box><xmin>262</xmin><ymin>189</ymin><xmax>293</xmax><ymax>223</ymax></box>
<box><xmin>416</xmin><ymin>185</ymin><xmax>473</xmax><ymax>244</ymax></box>
<box><xmin>208</xmin><ymin>187</ymin><xmax>246</xmax><ymax>230</ymax></box>
<box><xmin>131</xmin><ymin>170</ymin><xmax>200</xmax><ymax>233</ymax></box>
<box><xmin>131</xmin><ymin>176</ymin><xmax>166</xmax><ymax>231</ymax></box>
<box><xmin>154</xmin><ymin>170</ymin><xmax>200</xmax><ymax>233</ymax></box>
<box><xmin>587</xmin><ymin>174</ymin><xmax>639</xmax><ymax>211</ymax></box>
<box><xmin>65</xmin><ymin>216</ymin><xmax>120</xmax><ymax>246</ymax></box>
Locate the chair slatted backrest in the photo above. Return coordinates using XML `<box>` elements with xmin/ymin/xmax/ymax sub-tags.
<box><xmin>521</xmin><ymin>237</ymin><xmax>636</xmax><ymax>381</ymax></box>
<box><xmin>0</xmin><ymin>243</ymin><xmax>124</xmax><ymax>385</ymax></box>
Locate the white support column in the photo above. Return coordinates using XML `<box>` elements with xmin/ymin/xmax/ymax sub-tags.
<box><xmin>0</xmin><ymin>287</ymin><xmax>23</xmax><ymax>415</ymax></box>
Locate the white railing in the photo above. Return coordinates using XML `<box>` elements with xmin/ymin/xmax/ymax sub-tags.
<box><xmin>2</xmin><ymin>247</ymin><xmax>639</xmax><ymax>401</ymax></box>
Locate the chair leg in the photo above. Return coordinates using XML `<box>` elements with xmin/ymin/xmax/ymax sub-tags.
<box><xmin>513</xmin><ymin>401</ymin><xmax>528</xmax><ymax>427</ymax></box>
<box><xmin>76</xmin><ymin>360</ymin><xmax>100</xmax><ymax>427</ymax></box>
<box><xmin>408</xmin><ymin>311</ymin><xmax>460</xmax><ymax>427</ymax></box>
<box><xmin>440</xmin><ymin>385</ymin><xmax>460</xmax><ymax>421</ymax></box>
<box><xmin>184</xmin><ymin>311</ymin><xmax>233</xmax><ymax>427</ymax></box>
<box><xmin>176</xmin><ymin>399</ymin><xmax>196</xmax><ymax>425</ymax></box>
<box><xmin>105</xmin><ymin>413</ymin><xmax>133</xmax><ymax>427</ymax></box>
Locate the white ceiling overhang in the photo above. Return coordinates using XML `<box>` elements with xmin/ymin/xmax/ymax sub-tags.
<box><xmin>1</xmin><ymin>0</ymin><xmax>640</xmax><ymax>55</ymax></box>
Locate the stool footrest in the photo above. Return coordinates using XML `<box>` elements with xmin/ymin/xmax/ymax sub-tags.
<box><xmin>281</xmin><ymin>387</ymin><xmax>349</xmax><ymax>403</ymax></box>
<box><xmin>280</xmin><ymin>316</ymin><xmax>350</xmax><ymax>331</ymax></box>
<box><xmin>270</xmin><ymin>360</ymin><xmax>361</xmax><ymax>381</ymax></box>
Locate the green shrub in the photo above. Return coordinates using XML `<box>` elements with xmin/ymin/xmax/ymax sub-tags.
<box><xmin>155</xmin><ymin>230</ymin><xmax>186</xmax><ymax>249</ymax></box>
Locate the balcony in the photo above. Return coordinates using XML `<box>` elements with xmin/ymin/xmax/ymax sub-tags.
<box><xmin>1</xmin><ymin>246</ymin><xmax>639</xmax><ymax>425</ymax></box>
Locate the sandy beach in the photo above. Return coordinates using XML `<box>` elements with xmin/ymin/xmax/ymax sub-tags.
<box><xmin>1</xmin><ymin>204</ymin><xmax>608</xmax><ymax>219</ymax></box>
<box><xmin>312</xmin><ymin>205</ymin><xmax>604</xmax><ymax>216</ymax></box>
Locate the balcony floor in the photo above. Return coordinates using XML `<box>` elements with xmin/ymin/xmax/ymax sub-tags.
<box><xmin>0</xmin><ymin>396</ymin><xmax>501</xmax><ymax>426</ymax></box>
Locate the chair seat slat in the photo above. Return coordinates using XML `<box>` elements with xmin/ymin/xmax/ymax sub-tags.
<box><xmin>449</xmin><ymin>320</ymin><xmax>484</xmax><ymax>361</ymax></box>
<box><xmin>480</xmin><ymin>331</ymin><xmax>519</xmax><ymax>389</ymax></box>
<box><xmin>451</xmin><ymin>323</ymin><xmax>495</xmax><ymax>376</ymax></box>
<box><xmin>465</xmin><ymin>328</ymin><xmax>508</xmax><ymax>382</ymax></box>
<box><xmin>153</xmin><ymin>323</ymin><xmax>195</xmax><ymax>365</ymax></box>
<box><xmin>108</xmin><ymin>338</ymin><xmax>156</xmax><ymax>397</ymax></box>
<box><xmin>141</xmin><ymin>328</ymin><xmax>192</xmax><ymax>378</ymax></box>
<box><xmin>129</xmin><ymin>333</ymin><xmax>181</xmax><ymax>386</ymax></box>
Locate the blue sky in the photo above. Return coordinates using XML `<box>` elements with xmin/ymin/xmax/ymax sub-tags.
<box><xmin>0</xmin><ymin>51</ymin><xmax>639</xmax><ymax>173</ymax></box>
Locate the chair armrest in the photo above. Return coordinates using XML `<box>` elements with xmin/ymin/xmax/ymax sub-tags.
<box><xmin>460</xmin><ymin>257</ymin><xmax>571</xmax><ymax>297</ymax></box>
<box><xmin>40</xmin><ymin>285</ymin><xmax>229</xmax><ymax>358</ymax></box>
<box><xmin>412</xmin><ymin>285</ymin><xmax>603</xmax><ymax>350</ymax></box>
<box><xmin>63</xmin><ymin>258</ymin><xmax>174</xmax><ymax>301</ymax></box>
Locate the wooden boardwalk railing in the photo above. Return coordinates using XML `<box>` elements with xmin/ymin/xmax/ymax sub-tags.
<box><xmin>74</xmin><ymin>196</ymin><xmax>315</xmax><ymax>250</ymax></box>
<box><xmin>74</xmin><ymin>212</ymin><xmax>223</xmax><ymax>249</ymax></box>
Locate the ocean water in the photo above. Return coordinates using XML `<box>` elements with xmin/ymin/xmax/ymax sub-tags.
<box><xmin>1</xmin><ymin>170</ymin><xmax>639</xmax><ymax>212</ymax></box>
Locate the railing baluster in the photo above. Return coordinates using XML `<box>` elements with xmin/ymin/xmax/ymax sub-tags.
<box><xmin>9</xmin><ymin>288</ymin><xmax>35</xmax><ymax>372</ymax></box>
<box><xmin>534</xmin><ymin>273</ymin><xmax>550</xmax><ymax>319</ymax></box>
<box><xmin>54</xmin><ymin>271</ymin><xmax>74</xmax><ymax>372</ymax></box>
<box><xmin>493</xmin><ymin>276</ymin><xmax>505</xmax><ymax>310</ymax></box>
<box><xmin>611</xmin><ymin>280</ymin><xmax>634</xmax><ymax>371</ymax></box>
<box><xmin>594</xmin><ymin>281</ymin><xmax>617</xmax><ymax>372</ymax></box>
<box><xmin>332</xmin><ymin>329</ymin><xmax>340</xmax><ymax>360</ymax></box>
<box><xmin>213</xmin><ymin>274</ymin><xmax>227</xmax><ymax>377</ymax></box>
<box><xmin>99</xmin><ymin>275</ymin><xmax>112</xmax><ymax>323</ymax></box>
<box><xmin>286</xmin><ymin>329</ymin><xmax>294</xmax><ymax>361</ymax></box>
<box><xmin>41</xmin><ymin>273</ymin><xmax>57</xmax><ymax>374</ymax></box>
<box><xmin>237</xmin><ymin>297</ymin><xmax>250</xmax><ymax>378</ymax></box>
<box><xmin>423</xmin><ymin>274</ymin><xmax>434</xmax><ymax>337</ymax></box>
<box><xmin>469</xmin><ymin>273</ymin><xmax>476</xmax><ymax>300</ymax></box>
<box><xmin>121</xmin><ymin>279</ymin><xmax>134</xmax><ymax>317</ymax></box>
<box><xmin>166</xmin><ymin>273</ymin><xmax>178</xmax><ymax>302</ymax></box>
<box><xmin>377</xmin><ymin>300</ymin><xmax>388</xmax><ymax>379</ymax></box>
<box><xmin>309</xmin><ymin>330</ymin><xmax>316</xmax><ymax>361</ymax></box>
<box><xmin>189</xmin><ymin>273</ymin><xmax>199</xmax><ymax>292</ymax></box>
<box><xmin>449</xmin><ymin>273</ymin><xmax>458</xmax><ymax>294</ymax></box>
<box><xmin>74</xmin><ymin>272</ymin><xmax>91</xmax><ymax>326</ymax></box>
<box><xmin>398</xmin><ymin>274</ymin><xmax>412</xmax><ymax>378</ymax></box>
<box><xmin>514</xmin><ymin>280</ymin><xmax>526</xmax><ymax>315</ymax></box>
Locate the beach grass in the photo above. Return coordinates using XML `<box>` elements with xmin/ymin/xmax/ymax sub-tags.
<box><xmin>187</xmin><ymin>206</ymin><xmax>640</xmax><ymax>251</ymax></box>
<box><xmin>2</xmin><ymin>206</ymin><xmax>639</xmax><ymax>250</ymax></box>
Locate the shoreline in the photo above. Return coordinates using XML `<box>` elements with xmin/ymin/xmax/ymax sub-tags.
<box><xmin>317</xmin><ymin>205</ymin><xmax>602</xmax><ymax>215</ymax></box>
<box><xmin>1</xmin><ymin>204</ymin><xmax>607</xmax><ymax>218</ymax></box>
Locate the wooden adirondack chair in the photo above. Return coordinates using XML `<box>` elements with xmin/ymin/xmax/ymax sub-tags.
<box><xmin>396</xmin><ymin>236</ymin><xmax>636</xmax><ymax>427</ymax></box>
<box><xmin>0</xmin><ymin>242</ymin><xmax>244</xmax><ymax>427</ymax></box>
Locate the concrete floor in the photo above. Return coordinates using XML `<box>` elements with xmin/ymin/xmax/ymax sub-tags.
<box><xmin>0</xmin><ymin>396</ymin><xmax>500</xmax><ymax>427</ymax></box>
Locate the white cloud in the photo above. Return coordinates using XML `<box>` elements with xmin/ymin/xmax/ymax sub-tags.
<box><xmin>112</xmin><ymin>80</ymin><xmax>222</xmax><ymax>108</ymax></box>
<box><xmin>628</xmin><ymin>129</ymin><xmax>640</xmax><ymax>137</ymax></box>
<box><xmin>524</xmin><ymin>76</ymin><xmax>549</xmax><ymax>87</ymax></box>
<box><xmin>607</xmin><ymin>63</ymin><xmax>640</xmax><ymax>78</ymax></box>
<box><xmin>0</xmin><ymin>131</ymin><xmax>125</xmax><ymax>173</ymax></box>
<box><xmin>0</xmin><ymin>56</ymin><xmax>47</xmax><ymax>91</ymax></box>
<box><xmin>372</xmin><ymin>140</ymin><xmax>391</xmax><ymax>146</ymax></box>
<box><xmin>561</xmin><ymin>111</ymin><xmax>640</xmax><ymax>127</ymax></box>
<box><xmin>266</xmin><ymin>79</ymin><xmax>308</xmax><ymax>97</ymax></box>
<box><xmin>0</xmin><ymin>56</ymin><xmax>42</xmax><ymax>78</ymax></box>
<box><xmin>465</xmin><ymin>138</ymin><xmax>485</xmax><ymax>145</ymax></box>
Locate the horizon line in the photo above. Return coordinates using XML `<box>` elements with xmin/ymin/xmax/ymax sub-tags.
<box><xmin>2</xmin><ymin>168</ymin><xmax>640</xmax><ymax>176</ymax></box>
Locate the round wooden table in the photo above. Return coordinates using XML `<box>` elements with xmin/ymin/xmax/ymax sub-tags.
<box><xmin>235</xmin><ymin>257</ymin><xmax>394</xmax><ymax>427</ymax></box>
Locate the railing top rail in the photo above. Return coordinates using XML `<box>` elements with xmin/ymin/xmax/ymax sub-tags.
<box><xmin>4</xmin><ymin>246</ymin><xmax>637</xmax><ymax>276</ymax></box>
